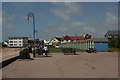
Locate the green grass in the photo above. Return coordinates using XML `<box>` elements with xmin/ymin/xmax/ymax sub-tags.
<box><xmin>48</xmin><ymin>48</ymin><xmax>85</xmax><ymax>53</ymax></box>
<box><xmin>48</xmin><ymin>48</ymin><xmax>62</xmax><ymax>53</ymax></box>
<box><xmin>49</xmin><ymin>48</ymin><xmax>120</xmax><ymax>52</ymax></box>
<box><xmin>108</xmin><ymin>48</ymin><xmax>120</xmax><ymax>52</ymax></box>
<box><xmin>75</xmin><ymin>49</ymin><xmax>85</xmax><ymax>52</ymax></box>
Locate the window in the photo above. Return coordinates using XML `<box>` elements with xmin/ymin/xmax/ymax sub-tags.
<box><xmin>14</xmin><ymin>41</ymin><xmax>17</xmax><ymax>43</ymax></box>
<box><xmin>9</xmin><ymin>41</ymin><xmax>13</xmax><ymax>43</ymax></box>
<box><xmin>10</xmin><ymin>44</ymin><xmax>13</xmax><ymax>46</ymax></box>
<box><xmin>14</xmin><ymin>44</ymin><xmax>17</xmax><ymax>46</ymax></box>
<box><xmin>19</xmin><ymin>44</ymin><xmax>22</xmax><ymax>46</ymax></box>
<box><xmin>19</xmin><ymin>41</ymin><xmax>22</xmax><ymax>43</ymax></box>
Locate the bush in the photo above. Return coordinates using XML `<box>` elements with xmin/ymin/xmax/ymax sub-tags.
<box><xmin>108</xmin><ymin>38</ymin><xmax>120</xmax><ymax>48</ymax></box>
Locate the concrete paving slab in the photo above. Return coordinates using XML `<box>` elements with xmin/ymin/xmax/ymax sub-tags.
<box><xmin>2</xmin><ymin>52</ymin><xmax>118</xmax><ymax>78</ymax></box>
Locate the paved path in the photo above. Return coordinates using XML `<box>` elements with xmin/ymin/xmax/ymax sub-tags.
<box><xmin>2</xmin><ymin>52</ymin><xmax>118</xmax><ymax>78</ymax></box>
<box><xmin>1</xmin><ymin>48</ymin><xmax>23</xmax><ymax>62</ymax></box>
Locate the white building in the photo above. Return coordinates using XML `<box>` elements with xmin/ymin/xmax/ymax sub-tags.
<box><xmin>44</xmin><ymin>40</ymin><xmax>50</xmax><ymax>45</ymax></box>
<box><xmin>48</xmin><ymin>37</ymin><xmax>61</xmax><ymax>46</ymax></box>
<box><xmin>8</xmin><ymin>37</ymin><xmax>28</xmax><ymax>47</ymax></box>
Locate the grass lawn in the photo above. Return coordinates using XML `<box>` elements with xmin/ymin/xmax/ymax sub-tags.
<box><xmin>48</xmin><ymin>48</ymin><xmax>62</xmax><ymax>53</ymax></box>
<box><xmin>48</xmin><ymin>48</ymin><xmax>85</xmax><ymax>53</ymax></box>
<box><xmin>48</xmin><ymin>48</ymin><xmax>120</xmax><ymax>53</ymax></box>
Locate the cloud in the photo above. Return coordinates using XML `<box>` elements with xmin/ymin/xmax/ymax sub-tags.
<box><xmin>104</xmin><ymin>12</ymin><xmax>118</xmax><ymax>29</ymax></box>
<box><xmin>51</xmin><ymin>8</ymin><xmax>71</xmax><ymax>21</ymax></box>
<box><xmin>0</xmin><ymin>4</ymin><xmax>1</xmax><ymax>27</ymax></box>
<box><xmin>52</xmin><ymin>2</ymin><xmax>82</xmax><ymax>13</ymax></box>
<box><xmin>47</xmin><ymin>22</ymin><xmax>55</xmax><ymax>27</ymax></box>
<box><xmin>48</xmin><ymin>2</ymin><xmax>84</xmax><ymax>34</ymax></box>
<box><xmin>43</xmin><ymin>21</ymin><xmax>86</xmax><ymax>37</ymax></box>
<box><xmin>106</xmin><ymin>12</ymin><xmax>117</xmax><ymax>24</ymax></box>
<box><xmin>8</xmin><ymin>14</ymin><xmax>16</xmax><ymax>20</ymax></box>
<box><xmin>83</xmin><ymin>26</ymin><xmax>96</xmax><ymax>34</ymax></box>
<box><xmin>84</xmin><ymin>12</ymin><xmax>118</xmax><ymax>38</ymax></box>
<box><xmin>71</xmin><ymin>22</ymin><xmax>86</xmax><ymax>27</ymax></box>
<box><xmin>0</xmin><ymin>10</ymin><xmax>2</xmax><ymax>42</ymax></box>
<box><xmin>2</xmin><ymin>0</ymin><xmax>67</xmax><ymax>2</ymax></box>
<box><xmin>57</xmin><ymin>26</ymin><xmax>68</xmax><ymax>32</ymax></box>
<box><xmin>4</xmin><ymin>24</ymin><xmax>13</xmax><ymax>28</ymax></box>
<box><xmin>51</xmin><ymin>2</ymin><xmax>82</xmax><ymax>21</ymax></box>
<box><xmin>56</xmin><ymin>21</ymin><xmax>86</xmax><ymax>34</ymax></box>
<box><xmin>2</xmin><ymin>11</ymin><xmax>16</xmax><ymax>29</ymax></box>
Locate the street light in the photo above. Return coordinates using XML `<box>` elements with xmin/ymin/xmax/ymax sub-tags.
<box><xmin>28</xmin><ymin>12</ymin><xmax>36</xmax><ymax>57</ymax></box>
<box><xmin>35</xmin><ymin>29</ymin><xmax>38</xmax><ymax>39</ymax></box>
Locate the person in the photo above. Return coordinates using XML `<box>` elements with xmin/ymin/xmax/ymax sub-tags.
<box><xmin>43</xmin><ymin>45</ymin><xmax>48</xmax><ymax>56</ymax></box>
<box><xmin>28</xmin><ymin>45</ymin><xmax>32</xmax><ymax>53</ymax></box>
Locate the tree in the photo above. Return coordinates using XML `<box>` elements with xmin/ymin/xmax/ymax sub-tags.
<box><xmin>116</xmin><ymin>38</ymin><xmax>120</xmax><ymax>48</ymax></box>
<box><xmin>108</xmin><ymin>38</ymin><xmax>120</xmax><ymax>48</ymax></box>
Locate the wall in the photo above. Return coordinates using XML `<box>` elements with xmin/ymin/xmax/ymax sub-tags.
<box><xmin>60</xmin><ymin>39</ymin><xmax>94</xmax><ymax>50</ymax></box>
<box><xmin>60</xmin><ymin>39</ymin><xmax>108</xmax><ymax>51</ymax></box>
<box><xmin>94</xmin><ymin>42</ymin><xmax>108</xmax><ymax>51</ymax></box>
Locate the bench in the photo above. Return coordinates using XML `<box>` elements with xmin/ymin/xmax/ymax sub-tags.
<box><xmin>62</xmin><ymin>48</ymin><xmax>76</xmax><ymax>55</ymax></box>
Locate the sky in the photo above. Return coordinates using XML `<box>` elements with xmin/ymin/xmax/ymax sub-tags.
<box><xmin>1</xmin><ymin>0</ymin><xmax>120</xmax><ymax>2</ymax></box>
<box><xmin>2</xmin><ymin>2</ymin><xmax>118</xmax><ymax>41</ymax></box>
<box><xmin>0</xmin><ymin>2</ymin><xmax>1</xmax><ymax>42</ymax></box>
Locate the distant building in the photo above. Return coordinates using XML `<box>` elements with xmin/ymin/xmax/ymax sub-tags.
<box><xmin>61</xmin><ymin>34</ymin><xmax>91</xmax><ymax>43</ymax></box>
<box><xmin>48</xmin><ymin>37</ymin><xmax>61</xmax><ymax>46</ymax></box>
<box><xmin>8</xmin><ymin>37</ymin><xmax>28</xmax><ymax>47</ymax></box>
<box><xmin>44</xmin><ymin>40</ymin><xmax>50</xmax><ymax>45</ymax></box>
<box><xmin>92</xmin><ymin>38</ymin><xmax>108</xmax><ymax>51</ymax></box>
<box><xmin>60</xmin><ymin>38</ymin><xmax>108</xmax><ymax>51</ymax></box>
<box><xmin>28</xmin><ymin>40</ymin><xmax>34</xmax><ymax>45</ymax></box>
<box><xmin>105</xmin><ymin>30</ymin><xmax>120</xmax><ymax>39</ymax></box>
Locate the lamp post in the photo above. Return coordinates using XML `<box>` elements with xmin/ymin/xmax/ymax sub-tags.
<box><xmin>36</xmin><ymin>29</ymin><xmax>38</xmax><ymax>39</ymax></box>
<box><xmin>28</xmin><ymin>12</ymin><xmax>36</xmax><ymax>57</ymax></box>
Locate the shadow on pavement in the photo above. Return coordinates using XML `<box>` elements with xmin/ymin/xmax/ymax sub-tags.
<box><xmin>34</xmin><ymin>55</ymin><xmax>52</xmax><ymax>58</ymax></box>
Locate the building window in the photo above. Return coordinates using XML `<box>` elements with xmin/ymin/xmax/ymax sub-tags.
<box><xmin>10</xmin><ymin>44</ymin><xmax>13</xmax><ymax>46</ymax></box>
<box><xmin>19</xmin><ymin>44</ymin><xmax>22</xmax><ymax>46</ymax></box>
<box><xmin>19</xmin><ymin>41</ymin><xmax>22</xmax><ymax>43</ymax></box>
<box><xmin>9</xmin><ymin>41</ymin><xmax>13</xmax><ymax>43</ymax></box>
<box><xmin>14</xmin><ymin>44</ymin><xmax>17</xmax><ymax>46</ymax></box>
<box><xmin>14</xmin><ymin>41</ymin><xmax>17</xmax><ymax>43</ymax></box>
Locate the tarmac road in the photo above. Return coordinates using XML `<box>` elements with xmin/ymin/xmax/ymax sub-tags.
<box><xmin>2</xmin><ymin>52</ymin><xmax>118</xmax><ymax>78</ymax></box>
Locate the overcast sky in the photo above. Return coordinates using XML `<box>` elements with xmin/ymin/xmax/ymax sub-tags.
<box><xmin>2</xmin><ymin>2</ymin><xmax>118</xmax><ymax>41</ymax></box>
